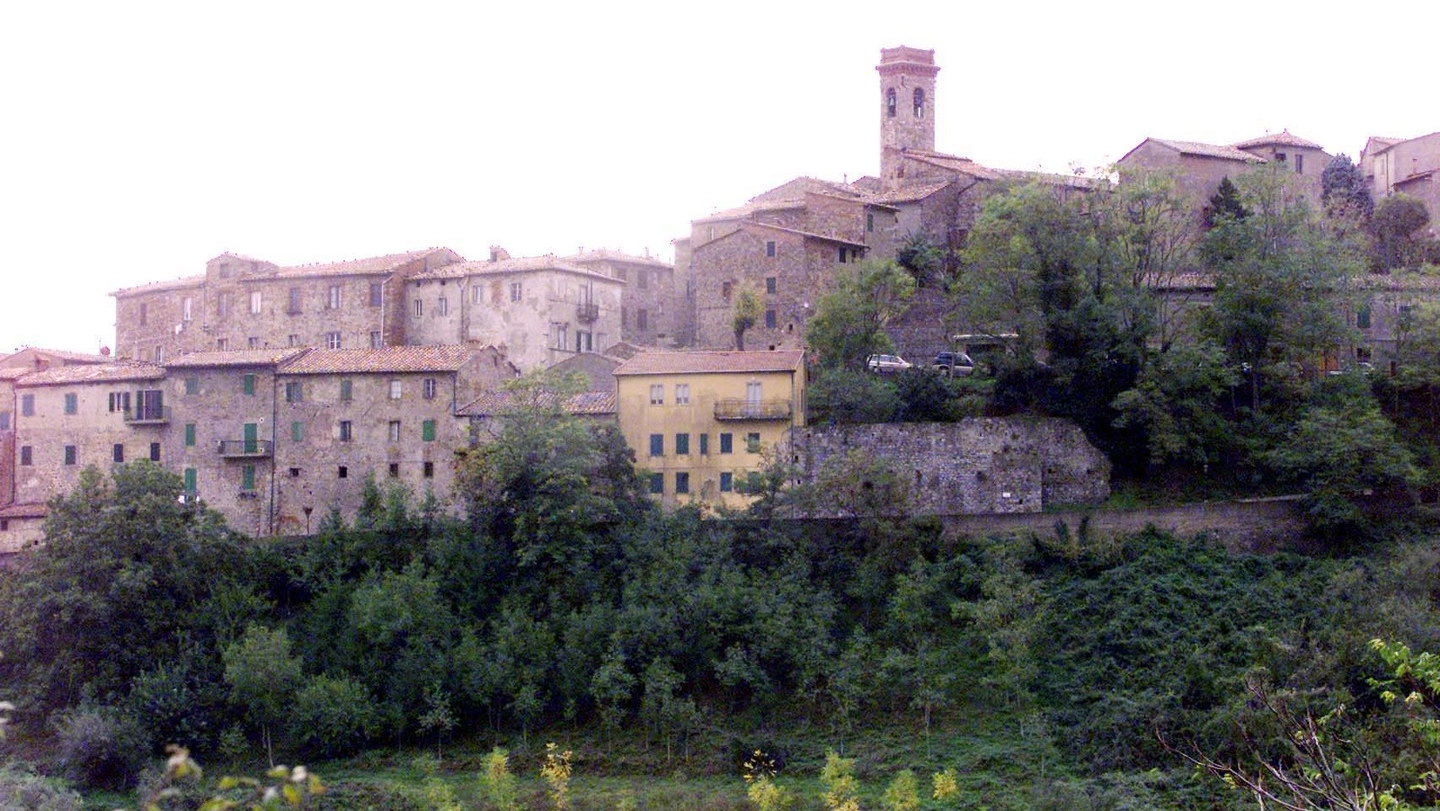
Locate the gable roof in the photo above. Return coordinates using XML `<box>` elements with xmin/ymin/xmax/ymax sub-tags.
<box><xmin>902</xmin><ymin>150</ymin><xmax>1002</xmax><ymax>180</ymax></box>
<box><xmin>277</xmin><ymin>345</ymin><xmax>490</xmax><ymax>375</ymax></box>
<box><xmin>694</xmin><ymin>198</ymin><xmax>808</xmax><ymax>225</ymax></box>
<box><xmin>736</xmin><ymin>221</ymin><xmax>868</xmax><ymax>248</ymax></box>
<box><xmin>111</xmin><ymin>275</ymin><xmax>206</xmax><ymax>297</ymax></box>
<box><xmin>0</xmin><ymin>347</ymin><xmax>113</xmax><ymax>368</ymax></box>
<box><xmin>869</xmin><ymin>178</ymin><xmax>956</xmax><ymax>205</ymax></box>
<box><xmin>411</xmin><ymin>255</ymin><xmax>619</xmax><ymax>284</ymax></box>
<box><xmin>164</xmin><ymin>348</ymin><xmax>311</xmax><ymax>369</ymax></box>
<box><xmin>15</xmin><ymin>362</ymin><xmax>164</xmax><ymax>387</ymax></box>
<box><xmin>1232</xmin><ymin>130</ymin><xmax>1324</xmax><ymax>150</ymax></box>
<box><xmin>750</xmin><ymin>176</ymin><xmax>865</xmax><ymax>203</ymax></box>
<box><xmin>459</xmin><ymin>389</ymin><xmax>616</xmax><ymax>417</ymax></box>
<box><xmin>269</xmin><ymin>248</ymin><xmax>462</xmax><ymax>280</ymax></box>
<box><xmin>1123</xmin><ymin>138</ymin><xmax>1264</xmax><ymax>164</ymax></box>
<box><xmin>565</xmin><ymin>248</ymin><xmax>672</xmax><ymax>270</ymax></box>
<box><xmin>613</xmin><ymin>349</ymin><xmax>806</xmax><ymax>377</ymax></box>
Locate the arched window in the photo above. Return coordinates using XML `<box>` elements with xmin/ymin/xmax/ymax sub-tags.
<box><xmin>913</xmin><ymin>88</ymin><xmax>925</xmax><ymax>119</ymax></box>
<box><xmin>886</xmin><ymin>88</ymin><xmax>896</xmax><ymax>118</ymax></box>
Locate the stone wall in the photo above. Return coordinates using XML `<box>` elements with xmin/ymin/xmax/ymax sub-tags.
<box><xmin>791</xmin><ymin>417</ymin><xmax>1110</xmax><ymax>514</ymax></box>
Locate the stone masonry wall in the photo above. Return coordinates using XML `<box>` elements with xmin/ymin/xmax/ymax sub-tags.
<box><xmin>792</xmin><ymin>418</ymin><xmax>1110</xmax><ymax>514</ymax></box>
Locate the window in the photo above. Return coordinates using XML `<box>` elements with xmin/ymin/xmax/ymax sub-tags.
<box><xmin>422</xmin><ymin>420</ymin><xmax>436</xmax><ymax>442</ymax></box>
<box><xmin>675</xmin><ymin>384</ymin><xmax>690</xmax><ymax>405</ymax></box>
<box><xmin>113</xmin><ymin>443</ymin><xmax>125</xmax><ymax>463</ymax></box>
<box><xmin>423</xmin><ymin>378</ymin><xmax>437</xmax><ymax>400</ymax></box>
<box><xmin>108</xmin><ymin>392</ymin><xmax>129</xmax><ymax>413</ymax></box>
<box><xmin>185</xmin><ymin>376</ymin><xmax>199</xmax><ymax>394</ymax></box>
<box><xmin>437</xmin><ymin>296</ymin><xmax>448</xmax><ymax>316</ymax></box>
<box><xmin>149</xmin><ymin>442</ymin><xmax>161</xmax><ymax>462</ymax></box>
<box><xmin>746</xmin><ymin>433</ymin><xmax>761</xmax><ymax>453</ymax></box>
<box><xmin>720</xmin><ymin>471</ymin><xmax>733</xmax><ymax>492</ymax></box>
<box><xmin>675</xmin><ymin>471</ymin><xmax>690</xmax><ymax>494</ymax></box>
<box><xmin>183</xmin><ymin>468</ymin><xmax>197</xmax><ymax>494</ymax></box>
<box><xmin>242</xmin><ymin>375</ymin><xmax>256</xmax><ymax>396</ymax></box>
<box><xmin>289</xmin><ymin>468</ymin><xmax>300</xmax><ymax>478</ymax></box>
<box><xmin>913</xmin><ymin>87</ymin><xmax>925</xmax><ymax>118</ymax></box>
<box><xmin>423</xmin><ymin>461</ymin><xmax>434</xmax><ymax>479</ymax></box>
<box><xmin>637</xmin><ymin>309</ymin><xmax>649</xmax><ymax>329</ymax></box>
<box><xmin>218</xmin><ymin>293</ymin><xmax>231</xmax><ymax>319</ymax></box>
<box><xmin>339</xmin><ymin>379</ymin><xmax>353</xmax><ymax>401</ymax></box>
<box><xmin>866</xmin><ymin>212</ymin><xmax>874</xmax><ymax>232</ymax></box>
<box><xmin>576</xmin><ymin>330</ymin><xmax>592</xmax><ymax>353</ymax></box>
<box><xmin>182</xmin><ymin>297</ymin><xmax>193</xmax><ymax>322</ymax></box>
<box><xmin>650</xmin><ymin>384</ymin><xmax>664</xmax><ymax>405</ymax></box>
<box><xmin>64</xmin><ymin>445</ymin><xmax>77</xmax><ymax>466</ymax></box>
<box><xmin>1357</xmin><ymin>305</ymin><xmax>1372</xmax><ymax>329</ymax></box>
<box><xmin>766</xmin><ymin>241</ymin><xmax>776</xmax><ymax>258</ymax></box>
<box><xmin>369</xmin><ymin>282</ymin><xmax>383</xmax><ymax>307</ymax></box>
<box><xmin>675</xmin><ymin>433</ymin><xmax>690</xmax><ymax>455</ymax></box>
<box><xmin>388</xmin><ymin>463</ymin><xmax>399</xmax><ymax>478</ymax></box>
<box><xmin>637</xmin><ymin>271</ymin><xmax>649</xmax><ymax>290</ymax></box>
<box><xmin>325</xmin><ymin>332</ymin><xmax>341</xmax><ymax>349</ymax></box>
<box><xmin>886</xmin><ymin>87</ymin><xmax>896</xmax><ymax>117</ymax></box>
<box><xmin>327</xmin><ymin>285</ymin><xmax>341</xmax><ymax>309</ymax></box>
<box><xmin>553</xmin><ymin>323</ymin><xmax>567</xmax><ymax>349</ymax></box>
<box><xmin>287</xmin><ymin>287</ymin><xmax>302</xmax><ymax>314</ymax></box>
<box><xmin>648</xmin><ymin>472</ymin><xmax>664</xmax><ymax>494</ymax></box>
<box><xmin>285</xmin><ymin>381</ymin><xmax>304</xmax><ymax>403</ymax></box>
<box><xmin>389</xmin><ymin>380</ymin><xmax>402</xmax><ymax>399</ymax></box>
<box><xmin>369</xmin><ymin>331</ymin><xmax>383</xmax><ymax>348</ymax></box>
<box><xmin>1295</xmin><ymin>153</ymin><xmax>1304</xmax><ymax>174</ymax></box>
<box><xmin>19</xmin><ymin>446</ymin><xmax>32</xmax><ymax>466</ymax></box>
<box><xmin>649</xmin><ymin>433</ymin><xmax>664</xmax><ymax>456</ymax></box>
<box><xmin>338</xmin><ymin>465</ymin><xmax>348</xmax><ymax>479</ymax></box>
<box><xmin>20</xmin><ymin>395</ymin><xmax>34</xmax><ymax>417</ymax></box>
<box><xmin>0</xmin><ymin>411</ymin><xmax>8</xmax><ymax>430</ymax></box>
<box><xmin>388</xmin><ymin>421</ymin><xmax>401</xmax><ymax>442</ymax></box>
<box><xmin>722</xmin><ymin>281</ymin><xmax>733</xmax><ymax>300</ymax></box>
<box><xmin>288</xmin><ymin>334</ymin><xmax>300</xmax><ymax>347</ymax></box>
<box><xmin>699</xmin><ymin>433</ymin><xmax>709</xmax><ymax>455</ymax></box>
<box><xmin>139</xmin><ymin>302</ymin><xmax>148</xmax><ymax>325</ymax></box>
<box><xmin>216</xmin><ymin>338</ymin><xmax>229</xmax><ymax>351</ymax></box>
<box><xmin>242</xmin><ymin>464</ymin><xmax>255</xmax><ymax>491</ymax></box>
<box><xmin>765</xmin><ymin>277</ymin><xmax>776</xmax><ymax>294</ymax></box>
<box><xmin>185</xmin><ymin>423</ymin><xmax>196</xmax><ymax>446</ymax></box>
<box><xmin>339</xmin><ymin>420</ymin><xmax>353</xmax><ymax>442</ymax></box>
<box><xmin>154</xmin><ymin>346</ymin><xmax>165</xmax><ymax>363</ymax></box>
<box><xmin>720</xmin><ymin>433</ymin><xmax>733</xmax><ymax>454</ymax></box>
<box><xmin>413</xmin><ymin>298</ymin><xmax>423</xmax><ymax>318</ymax></box>
<box><xmin>247</xmin><ymin>337</ymin><xmax>260</xmax><ymax>349</ymax></box>
<box><xmin>472</xmin><ymin>285</ymin><xmax>482</xmax><ymax>304</ymax></box>
<box><xmin>765</xmin><ymin>310</ymin><xmax>776</xmax><ymax>329</ymax></box>
<box><xmin>291</xmin><ymin>421</ymin><xmax>303</xmax><ymax>442</ymax></box>
<box><xmin>64</xmin><ymin>393</ymin><xmax>77</xmax><ymax>414</ymax></box>
<box><xmin>838</xmin><ymin>247</ymin><xmax>848</xmax><ymax>263</ymax></box>
<box><xmin>510</xmin><ymin>282</ymin><xmax>522</xmax><ymax>302</ymax></box>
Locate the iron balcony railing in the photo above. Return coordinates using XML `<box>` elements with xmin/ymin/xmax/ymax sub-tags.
<box><xmin>123</xmin><ymin>405</ymin><xmax>171</xmax><ymax>425</ymax></box>
<box><xmin>713</xmin><ymin>398</ymin><xmax>792</xmax><ymax>421</ymax></box>
<box><xmin>217</xmin><ymin>439</ymin><xmax>273</xmax><ymax>458</ymax></box>
<box><xmin>577</xmin><ymin>302</ymin><xmax>600</xmax><ymax>322</ymax></box>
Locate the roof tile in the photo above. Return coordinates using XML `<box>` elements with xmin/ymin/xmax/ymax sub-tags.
<box><xmin>613</xmin><ymin>350</ymin><xmax>805</xmax><ymax>376</ymax></box>
<box><xmin>278</xmin><ymin>345</ymin><xmax>482</xmax><ymax>375</ymax></box>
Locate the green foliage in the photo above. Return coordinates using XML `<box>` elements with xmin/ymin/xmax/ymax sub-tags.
<box><xmin>881</xmin><ymin>769</ymin><xmax>920</xmax><ymax>811</ymax></box>
<box><xmin>539</xmin><ymin>742</ymin><xmax>572</xmax><ymax>811</ymax></box>
<box><xmin>53</xmin><ymin>705</ymin><xmax>140</xmax><ymax>791</ymax></box>
<box><xmin>895</xmin><ymin>233</ymin><xmax>946</xmax><ymax>287</ymax></box>
<box><xmin>221</xmin><ymin>626</ymin><xmax>303</xmax><ymax>766</ymax></box>
<box><xmin>288</xmin><ymin>675</ymin><xmax>379</xmax><ymax>760</ymax></box>
<box><xmin>481</xmin><ymin>747</ymin><xmax>519</xmax><ymax>811</ymax></box>
<box><xmin>0</xmin><ymin>763</ymin><xmax>82</xmax><ymax>811</ymax></box>
<box><xmin>805</xmin><ymin>260</ymin><xmax>917</xmax><ymax>373</ymax></box>
<box><xmin>1372</xmin><ymin>193</ymin><xmax>1433</xmax><ymax>271</ymax></box>
<box><xmin>732</xmin><ymin>284</ymin><xmax>764</xmax><ymax>350</ymax></box>
<box><xmin>1205</xmin><ymin>176</ymin><xmax>1247</xmax><ymax>228</ymax></box>
<box><xmin>819</xmin><ymin>751</ymin><xmax>860</xmax><ymax>811</ymax></box>
<box><xmin>1321</xmin><ymin>153</ymin><xmax>1374</xmax><ymax>220</ymax></box>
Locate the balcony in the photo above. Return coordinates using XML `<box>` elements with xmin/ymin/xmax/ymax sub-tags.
<box><xmin>123</xmin><ymin>405</ymin><xmax>171</xmax><ymax>425</ymax></box>
<box><xmin>714</xmin><ymin>398</ymin><xmax>792</xmax><ymax>421</ymax></box>
<box><xmin>218</xmin><ymin>439</ymin><xmax>273</xmax><ymax>458</ymax></box>
<box><xmin>576</xmin><ymin>302</ymin><xmax>600</xmax><ymax>322</ymax></box>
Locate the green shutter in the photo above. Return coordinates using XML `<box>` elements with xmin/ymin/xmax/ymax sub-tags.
<box><xmin>243</xmin><ymin>422</ymin><xmax>258</xmax><ymax>454</ymax></box>
<box><xmin>242</xmin><ymin>465</ymin><xmax>255</xmax><ymax>491</ymax></box>
<box><xmin>422</xmin><ymin>420</ymin><xmax>436</xmax><ymax>442</ymax></box>
<box><xmin>243</xmin><ymin>374</ymin><xmax>255</xmax><ymax>396</ymax></box>
<box><xmin>183</xmin><ymin>468</ymin><xmax>197</xmax><ymax>493</ymax></box>
<box><xmin>185</xmin><ymin>423</ymin><xmax>196</xmax><ymax>446</ymax></box>
<box><xmin>291</xmin><ymin>421</ymin><xmax>303</xmax><ymax>442</ymax></box>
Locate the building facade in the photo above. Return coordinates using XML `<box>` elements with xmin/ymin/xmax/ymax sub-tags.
<box><xmin>613</xmin><ymin>350</ymin><xmax>805</xmax><ymax>509</ymax></box>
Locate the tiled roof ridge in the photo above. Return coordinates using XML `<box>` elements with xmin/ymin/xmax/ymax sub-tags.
<box><xmin>1231</xmin><ymin>129</ymin><xmax>1324</xmax><ymax>150</ymax></box>
<box><xmin>737</xmin><ymin>221</ymin><xmax>868</xmax><ymax>247</ymax></box>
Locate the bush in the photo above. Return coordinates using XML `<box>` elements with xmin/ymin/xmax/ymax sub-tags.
<box><xmin>312</xmin><ymin>780</ymin><xmax>426</xmax><ymax>811</ymax></box>
<box><xmin>53</xmin><ymin>706</ymin><xmax>138</xmax><ymax>790</ymax></box>
<box><xmin>290</xmin><ymin>674</ymin><xmax>381</xmax><ymax>759</ymax></box>
<box><xmin>0</xmin><ymin>764</ymin><xmax>82</xmax><ymax>811</ymax></box>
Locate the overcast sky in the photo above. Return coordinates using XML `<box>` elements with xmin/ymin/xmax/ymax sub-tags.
<box><xmin>3</xmin><ymin>0</ymin><xmax>1438</xmax><ymax>354</ymax></box>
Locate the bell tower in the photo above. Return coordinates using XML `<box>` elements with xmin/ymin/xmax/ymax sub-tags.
<box><xmin>877</xmin><ymin>46</ymin><xmax>939</xmax><ymax>188</ymax></box>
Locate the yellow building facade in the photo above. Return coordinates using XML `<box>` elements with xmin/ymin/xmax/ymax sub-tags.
<box><xmin>613</xmin><ymin>350</ymin><xmax>805</xmax><ymax>509</ymax></box>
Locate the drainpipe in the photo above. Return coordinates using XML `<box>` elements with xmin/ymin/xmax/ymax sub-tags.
<box><xmin>268</xmin><ymin>371</ymin><xmax>279</xmax><ymax>537</ymax></box>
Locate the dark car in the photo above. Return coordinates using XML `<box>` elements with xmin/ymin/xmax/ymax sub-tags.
<box><xmin>932</xmin><ymin>351</ymin><xmax>974</xmax><ymax>376</ymax></box>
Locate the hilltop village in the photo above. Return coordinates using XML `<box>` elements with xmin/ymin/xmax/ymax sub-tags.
<box><xmin>2</xmin><ymin>44</ymin><xmax>1437</xmax><ymax>548</ymax></box>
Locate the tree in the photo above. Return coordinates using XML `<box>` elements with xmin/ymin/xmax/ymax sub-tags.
<box><xmin>805</xmin><ymin>260</ymin><xmax>917</xmax><ymax>373</ymax></box>
<box><xmin>222</xmin><ymin>625</ymin><xmax>303</xmax><ymax>766</ymax></box>
<box><xmin>1371</xmin><ymin>193</ymin><xmax>1433</xmax><ymax>271</ymax></box>
<box><xmin>732</xmin><ymin>284</ymin><xmax>763</xmax><ymax>350</ymax></box>
<box><xmin>1321</xmin><ymin>153</ymin><xmax>1374</xmax><ymax>220</ymax></box>
<box><xmin>1204</xmin><ymin>176</ymin><xmax>1247</xmax><ymax>229</ymax></box>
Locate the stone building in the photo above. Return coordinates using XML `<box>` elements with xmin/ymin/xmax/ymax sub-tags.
<box><xmin>404</xmin><ymin>251</ymin><xmax>624</xmax><ymax>372</ymax></box>
<box><xmin>565</xmin><ymin>249</ymin><xmax>681</xmax><ymax>347</ymax></box>
<box><xmin>613</xmin><ymin>349</ymin><xmax>805</xmax><ymax>509</ymax></box>
<box><xmin>1362</xmin><ymin>132</ymin><xmax>1440</xmax><ymax>229</ymax></box>
<box><xmin>112</xmin><ymin>248</ymin><xmax>464</xmax><ymax>362</ymax></box>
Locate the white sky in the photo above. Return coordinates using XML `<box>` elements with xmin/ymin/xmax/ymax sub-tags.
<box><xmin>3</xmin><ymin>0</ymin><xmax>1438</xmax><ymax>354</ymax></box>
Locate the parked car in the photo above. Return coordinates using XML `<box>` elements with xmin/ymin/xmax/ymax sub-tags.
<box><xmin>932</xmin><ymin>351</ymin><xmax>975</xmax><ymax>376</ymax></box>
<box><xmin>866</xmin><ymin>353</ymin><xmax>912</xmax><ymax>373</ymax></box>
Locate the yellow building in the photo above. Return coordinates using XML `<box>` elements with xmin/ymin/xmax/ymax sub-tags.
<box><xmin>613</xmin><ymin>350</ymin><xmax>805</xmax><ymax>508</ymax></box>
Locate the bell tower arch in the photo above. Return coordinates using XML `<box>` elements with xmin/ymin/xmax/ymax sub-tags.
<box><xmin>877</xmin><ymin>46</ymin><xmax>939</xmax><ymax>187</ymax></box>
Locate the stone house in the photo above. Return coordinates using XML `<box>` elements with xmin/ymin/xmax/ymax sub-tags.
<box><xmin>564</xmin><ymin>249</ymin><xmax>681</xmax><ymax>348</ymax></box>
<box><xmin>404</xmin><ymin>251</ymin><xmax>624</xmax><ymax>372</ymax></box>
<box><xmin>612</xmin><ymin>349</ymin><xmax>805</xmax><ymax>509</ymax></box>
<box><xmin>1362</xmin><ymin>132</ymin><xmax>1440</xmax><ymax>230</ymax></box>
<box><xmin>270</xmin><ymin>345</ymin><xmax>516</xmax><ymax>534</ymax></box>
<box><xmin>112</xmin><ymin>248</ymin><xmax>464</xmax><ymax>362</ymax></box>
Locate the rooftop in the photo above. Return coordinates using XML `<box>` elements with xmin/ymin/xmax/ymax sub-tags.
<box><xmin>460</xmin><ymin>389</ymin><xmax>616</xmax><ymax>417</ymax></box>
<box><xmin>1232</xmin><ymin>130</ymin><xmax>1324</xmax><ymax>150</ymax></box>
<box><xmin>164</xmin><ymin>348</ymin><xmax>311</xmax><ymax>369</ymax></box>
<box><xmin>15</xmin><ymin>362</ymin><xmax>164</xmax><ymax>387</ymax></box>
<box><xmin>278</xmin><ymin>345</ymin><xmax>492</xmax><ymax>375</ymax></box>
<box><xmin>614</xmin><ymin>349</ymin><xmax>806</xmax><ymax>377</ymax></box>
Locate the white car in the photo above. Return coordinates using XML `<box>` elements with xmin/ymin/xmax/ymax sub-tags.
<box><xmin>866</xmin><ymin>353</ymin><xmax>912</xmax><ymax>373</ymax></box>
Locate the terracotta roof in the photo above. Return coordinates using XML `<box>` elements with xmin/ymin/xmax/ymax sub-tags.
<box><xmin>15</xmin><ymin>361</ymin><xmax>164</xmax><ymax>387</ymax></box>
<box><xmin>411</xmin><ymin>255</ymin><xmax>619</xmax><ymax>284</ymax></box>
<box><xmin>737</xmin><ymin>221</ymin><xmax>868</xmax><ymax>248</ymax></box>
<box><xmin>1145</xmin><ymin>139</ymin><xmax>1264</xmax><ymax>163</ymax></box>
<box><xmin>869</xmin><ymin>178</ymin><xmax>955</xmax><ymax>205</ymax></box>
<box><xmin>270</xmin><ymin>248</ymin><xmax>461</xmax><ymax>280</ymax></box>
<box><xmin>1351</xmin><ymin>272</ymin><xmax>1440</xmax><ymax>292</ymax></box>
<box><xmin>694</xmin><ymin>198</ymin><xmax>808</xmax><ymax>224</ymax></box>
<box><xmin>566</xmin><ymin>249</ymin><xmax>673</xmax><ymax>270</ymax></box>
<box><xmin>3</xmin><ymin>347</ymin><xmax>113</xmax><ymax>365</ymax></box>
<box><xmin>601</xmin><ymin>341</ymin><xmax>646</xmax><ymax>360</ymax></box>
<box><xmin>0</xmin><ymin>367</ymin><xmax>35</xmax><ymax>381</ymax></box>
<box><xmin>112</xmin><ymin>275</ymin><xmax>206</xmax><ymax>297</ymax></box>
<box><xmin>164</xmin><ymin>348</ymin><xmax>311</xmax><ymax>369</ymax></box>
<box><xmin>613</xmin><ymin>349</ymin><xmax>805</xmax><ymax>376</ymax></box>
<box><xmin>278</xmin><ymin>345</ymin><xmax>482</xmax><ymax>375</ymax></box>
<box><xmin>904</xmin><ymin>150</ymin><xmax>1002</xmax><ymax>180</ymax></box>
<box><xmin>750</xmin><ymin>176</ymin><xmax>865</xmax><ymax>203</ymax></box>
<box><xmin>459</xmin><ymin>389</ymin><xmax>616</xmax><ymax>417</ymax></box>
<box><xmin>1232</xmin><ymin>130</ymin><xmax>1324</xmax><ymax>150</ymax></box>
<box><xmin>0</xmin><ymin>503</ymin><xmax>47</xmax><ymax>519</ymax></box>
